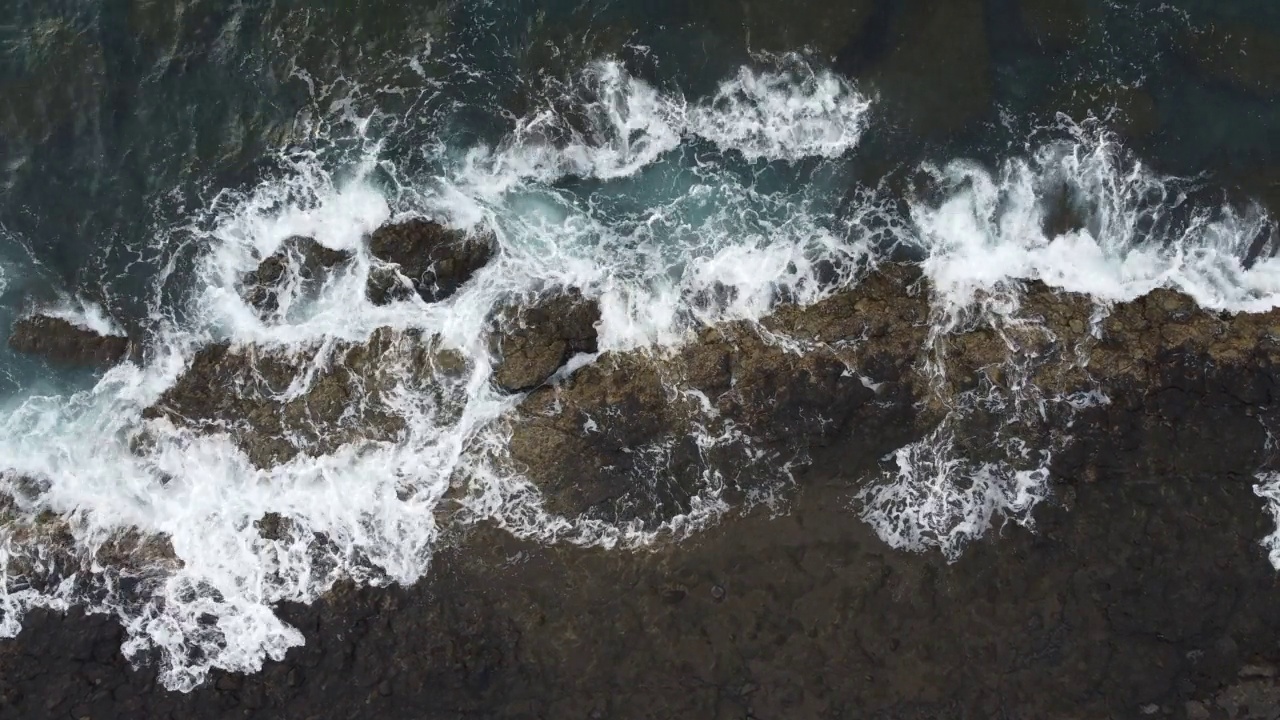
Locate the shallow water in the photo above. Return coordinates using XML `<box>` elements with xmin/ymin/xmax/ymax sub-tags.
<box><xmin>3</xmin><ymin>0</ymin><xmax>1280</xmax><ymax>691</ymax></box>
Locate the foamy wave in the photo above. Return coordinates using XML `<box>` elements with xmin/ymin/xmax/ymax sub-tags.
<box><xmin>688</xmin><ymin>61</ymin><xmax>871</xmax><ymax>161</ymax></box>
<box><xmin>0</xmin><ymin>56</ymin><xmax>877</xmax><ymax>690</ymax></box>
<box><xmin>913</xmin><ymin>122</ymin><xmax>1280</xmax><ymax>316</ymax></box>
<box><xmin>43</xmin><ymin>298</ymin><xmax>127</xmax><ymax>337</ymax></box>
<box><xmin>858</xmin><ymin>430</ymin><xmax>1051</xmax><ymax>561</ymax></box>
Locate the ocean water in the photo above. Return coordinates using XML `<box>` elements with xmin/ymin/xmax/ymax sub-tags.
<box><xmin>2</xmin><ymin>0</ymin><xmax>1280</xmax><ymax>691</ymax></box>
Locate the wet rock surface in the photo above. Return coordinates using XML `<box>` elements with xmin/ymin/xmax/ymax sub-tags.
<box><xmin>491</xmin><ymin>291</ymin><xmax>600</xmax><ymax>393</ymax></box>
<box><xmin>141</xmin><ymin>328</ymin><xmax>469</xmax><ymax>468</ymax></box>
<box><xmin>240</xmin><ymin>236</ymin><xmax>352</xmax><ymax>314</ymax></box>
<box><xmin>7</xmin><ymin>314</ymin><xmax>130</xmax><ymax>367</ymax></box>
<box><xmin>365</xmin><ymin>219</ymin><xmax>494</xmax><ymax>305</ymax></box>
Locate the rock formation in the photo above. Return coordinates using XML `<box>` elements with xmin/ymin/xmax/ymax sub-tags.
<box><xmin>490</xmin><ymin>291</ymin><xmax>600</xmax><ymax>393</ymax></box>
<box><xmin>365</xmin><ymin>219</ymin><xmax>494</xmax><ymax>305</ymax></box>
<box><xmin>7</xmin><ymin>314</ymin><xmax>130</xmax><ymax>367</ymax></box>
<box><xmin>141</xmin><ymin>328</ymin><xmax>468</xmax><ymax>468</ymax></box>
<box><xmin>10</xmin><ymin>260</ymin><xmax>1280</xmax><ymax>717</ymax></box>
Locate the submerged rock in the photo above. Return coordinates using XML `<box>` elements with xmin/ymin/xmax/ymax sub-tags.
<box><xmin>1017</xmin><ymin>0</ymin><xmax>1090</xmax><ymax>50</ymax></box>
<box><xmin>1184</xmin><ymin>22</ymin><xmax>1280</xmax><ymax>99</ymax></box>
<box><xmin>7</xmin><ymin>314</ymin><xmax>130</xmax><ymax>367</ymax></box>
<box><xmin>691</xmin><ymin>0</ymin><xmax>876</xmax><ymax>57</ymax></box>
<box><xmin>491</xmin><ymin>291</ymin><xmax>601</xmax><ymax>393</ymax></box>
<box><xmin>241</xmin><ymin>236</ymin><xmax>352</xmax><ymax>313</ymax></box>
<box><xmin>366</xmin><ymin>219</ymin><xmax>494</xmax><ymax>305</ymax></box>
<box><xmin>848</xmin><ymin>0</ymin><xmax>993</xmax><ymax>137</ymax></box>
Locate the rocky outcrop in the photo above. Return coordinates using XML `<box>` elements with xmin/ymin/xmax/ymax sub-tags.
<box><xmin>7</xmin><ymin>315</ymin><xmax>129</xmax><ymax>367</ymax></box>
<box><xmin>141</xmin><ymin>328</ymin><xmax>468</xmax><ymax>468</ymax></box>
<box><xmin>365</xmin><ymin>219</ymin><xmax>494</xmax><ymax>305</ymax></box>
<box><xmin>505</xmin><ymin>264</ymin><xmax>1280</xmax><ymax>526</ymax></box>
<box><xmin>506</xmin><ymin>312</ymin><xmax>921</xmax><ymax>523</ymax></box>
<box><xmin>490</xmin><ymin>291</ymin><xmax>600</xmax><ymax>393</ymax></box>
<box><xmin>143</xmin><ymin>262</ymin><xmax>1280</xmax><ymax>524</ymax></box>
<box><xmin>8</xmin><ymin>351</ymin><xmax>1280</xmax><ymax>719</ymax></box>
<box><xmin>240</xmin><ymin>236</ymin><xmax>352</xmax><ymax>313</ymax></box>
<box><xmin>12</xmin><ymin>266</ymin><xmax>1280</xmax><ymax>718</ymax></box>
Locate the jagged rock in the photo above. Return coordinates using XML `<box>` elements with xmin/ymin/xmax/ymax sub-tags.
<box><xmin>141</xmin><ymin>328</ymin><xmax>469</xmax><ymax>468</ymax></box>
<box><xmin>491</xmin><ymin>291</ymin><xmax>600</xmax><ymax>393</ymax></box>
<box><xmin>504</xmin><ymin>262</ymin><xmax>1280</xmax><ymax>527</ymax></box>
<box><xmin>365</xmin><ymin>219</ymin><xmax>494</xmax><ymax>305</ymax></box>
<box><xmin>506</xmin><ymin>269</ymin><xmax>928</xmax><ymax>523</ymax></box>
<box><xmin>241</xmin><ymin>236</ymin><xmax>352</xmax><ymax>313</ymax></box>
<box><xmin>15</xmin><ymin>268</ymin><xmax>1280</xmax><ymax>717</ymax></box>
<box><xmin>7</xmin><ymin>314</ymin><xmax>129</xmax><ymax>367</ymax></box>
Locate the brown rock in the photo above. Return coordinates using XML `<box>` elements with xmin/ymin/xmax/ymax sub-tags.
<box><xmin>142</xmin><ymin>328</ymin><xmax>469</xmax><ymax>468</ymax></box>
<box><xmin>8</xmin><ymin>314</ymin><xmax>130</xmax><ymax>367</ymax></box>
<box><xmin>366</xmin><ymin>219</ymin><xmax>494</xmax><ymax>305</ymax></box>
<box><xmin>491</xmin><ymin>291</ymin><xmax>600</xmax><ymax>393</ymax></box>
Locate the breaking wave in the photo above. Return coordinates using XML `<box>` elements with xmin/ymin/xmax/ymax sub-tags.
<box><xmin>2</xmin><ymin>51</ymin><xmax>1279</xmax><ymax>693</ymax></box>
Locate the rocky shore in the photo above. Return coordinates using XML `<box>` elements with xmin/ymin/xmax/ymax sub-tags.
<box><xmin>6</xmin><ymin>218</ymin><xmax>1280</xmax><ymax>718</ymax></box>
<box><xmin>3</xmin><ymin>356</ymin><xmax>1280</xmax><ymax>719</ymax></box>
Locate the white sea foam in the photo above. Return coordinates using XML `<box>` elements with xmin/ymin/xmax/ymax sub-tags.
<box><xmin>4</xmin><ymin>57</ymin><xmax>1280</xmax><ymax>692</ymax></box>
<box><xmin>913</xmin><ymin>122</ymin><xmax>1280</xmax><ymax>316</ymax></box>
<box><xmin>856</xmin><ymin>121</ymin><xmax>1280</xmax><ymax>560</ymax></box>
<box><xmin>43</xmin><ymin>297</ymin><xmax>127</xmax><ymax>337</ymax></box>
<box><xmin>688</xmin><ymin>61</ymin><xmax>872</xmax><ymax>161</ymax></box>
<box><xmin>1255</xmin><ymin>472</ymin><xmax>1280</xmax><ymax>570</ymax></box>
<box><xmin>858</xmin><ymin>429</ymin><xmax>1051</xmax><ymax>561</ymax></box>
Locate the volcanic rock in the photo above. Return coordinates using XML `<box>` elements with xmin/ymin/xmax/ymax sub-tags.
<box><xmin>7</xmin><ymin>314</ymin><xmax>129</xmax><ymax>367</ymax></box>
<box><xmin>365</xmin><ymin>219</ymin><xmax>494</xmax><ymax>305</ymax></box>
<box><xmin>491</xmin><ymin>291</ymin><xmax>601</xmax><ymax>393</ymax></box>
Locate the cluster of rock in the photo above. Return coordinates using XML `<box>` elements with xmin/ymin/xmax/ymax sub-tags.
<box><xmin>13</xmin><ymin>215</ymin><xmax>1280</xmax><ymax>535</ymax></box>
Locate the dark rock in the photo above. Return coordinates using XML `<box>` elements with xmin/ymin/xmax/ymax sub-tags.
<box><xmin>13</xmin><ymin>267</ymin><xmax>1280</xmax><ymax>718</ymax></box>
<box><xmin>7</xmin><ymin>314</ymin><xmax>129</xmax><ymax>367</ymax></box>
<box><xmin>364</xmin><ymin>265</ymin><xmax>416</xmax><ymax>306</ymax></box>
<box><xmin>491</xmin><ymin>291</ymin><xmax>600</xmax><ymax>393</ymax></box>
<box><xmin>506</xmin><ymin>269</ymin><xmax>928</xmax><ymax>524</ymax></box>
<box><xmin>365</xmin><ymin>219</ymin><xmax>494</xmax><ymax>305</ymax></box>
<box><xmin>240</xmin><ymin>236</ymin><xmax>352</xmax><ymax>314</ymax></box>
